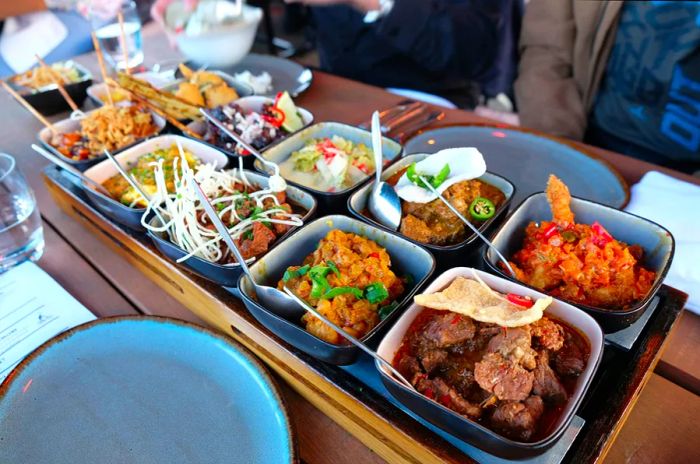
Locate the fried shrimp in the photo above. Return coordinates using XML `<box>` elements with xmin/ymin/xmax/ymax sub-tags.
<box><xmin>546</xmin><ymin>175</ymin><xmax>575</xmax><ymax>227</ymax></box>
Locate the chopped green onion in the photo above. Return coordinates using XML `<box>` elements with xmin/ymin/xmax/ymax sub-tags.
<box><xmin>364</xmin><ymin>282</ymin><xmax>389</xmax><ymax>304</ymax></box>
<box><xmin>282</xmin><ymin>264</ymin><xmax>310</xmax><ymax>282</ymax></box>
<box><xmin>327</xmin><ymin>260</ymin><xmax>341</xmax><ymax>278</ymax></box>
<box><xmin>322</xmin><ymin>286</ymin><xmax>363</xmax><ymax>300</ymax></box>
<box><xmin>309</xmin><ymin>265</ymin><xmax>331</xmax><ymax>298</ymax></box>
<box><xmin>378</xmin><ymin>301</ymin><xmax>399</xmax><ymax>320</ymax></box>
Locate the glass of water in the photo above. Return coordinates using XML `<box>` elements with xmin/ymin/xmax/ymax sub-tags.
<box><xmin>91</xmin><ymin>0</ymin><xmax>144</xmax><ymax>72</ymax></box>
<box><xmin>0</xmin><ymin>154</ymin><xmax>44</xmax><ymax>273</ymax></box>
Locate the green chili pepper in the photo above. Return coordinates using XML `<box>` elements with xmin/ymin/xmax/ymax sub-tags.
<box><xmin>326</xmin><ymin>260</ymin><xmax>341</xmax><ymax>278</ymax></box>
<box><xmin>364</xmin><ymin>282</ymin><xmax>389</xmax><ymax>304</ymax></box>
<box><xmin>378</xmin><ymin>301</ymin><xmax>399</xmax><ymax>320</ymax></box>
<box><xmin>322</xmin><ymin>286</ymin><xmax>363</xmax><ymax>300</ymax></box>
<box><xmin>309</xmin><ymin>265</ymin><xmax>331</xmax><ymax>298</ymax></box>
<box><xmin>282</xmin><ymin>264</ymin><xmax>310</xmax><ymax>282</ymax></box>
<box><xmin>469</xmin><ymin>197</ymin><xmax>496</xmax><ymax>220</ymax></box>
<box><xmin>431</xmin><ymin>163</ymin><xmax>450</xmax><ymax>188</ymax></box>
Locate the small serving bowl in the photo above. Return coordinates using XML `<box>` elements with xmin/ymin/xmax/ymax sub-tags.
<box><xmin>147</xmin><ymin>170</ymin><xmax>317</xmax><ymax>287</ymax></box>
<box><xmin>376</xmin><ymin>267</ymin><xmax>604</xmax><ymax>459</ymax></box>
<box><xmin>238</xmin><ymin>214</ymin><xmax>435</xmax><ymax>365</ymax></box>
<box><xmin>37</xmin><ymin>108</ymin><xmax>167</xmax><ymax>171</ymax></box>
<box><xmin>166</xmin><ymin>3</ymin><xmax>263</xmax><ymax>68</ymax></box>
<box><xmin>186</xmin><ymin>95</ymin><xmax>314</xmax><ymax>169</ymax></box>
<box><xmin>81</xmin><ymin>135</ymin><xmax>228</xmax><ymax>230</ymax></box>
<box><xmin>348</xmin><ymin>153</ymin><xmax>515</xmax><ymax>269</ymax></box>
<box><xmin>255</xmin><ymin>122</ymin><xmax>403</xmax><ymax>214</ymax></box>
<box><xmin>86</xmin><ymin>82</ymin><xmax>134</xmax><ymax>107</ymax></box>
<box><xmin>483</xmin><ymin>193</ymin><xmax>675</xmax><ymax>332</ymax></box>
<box><xmin>9</xmin><ymin>61</ymin><xmax>92</xmax><ymax>115</ymax></box>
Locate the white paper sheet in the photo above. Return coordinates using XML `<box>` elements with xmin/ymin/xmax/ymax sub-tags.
<box><xmin>0</xmin><ymin>261</ymin><xmax>95</xmax><ymax>382</ymax></box>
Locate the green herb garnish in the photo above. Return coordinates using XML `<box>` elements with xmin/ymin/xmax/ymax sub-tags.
<box><xmin>327</xmin><ymin>260</ymin><xmax>341</xmax><ymax>278</ymax></box>
<box><xmin>322</xmin><ymin>286</ymin><xmax>364</xmax><ymax>299</ymax></box>
<box><xmin>309</xmin><ymin>265</ymin><xmax>331</xmax><ymax>298</ymax></box>
<box><xmin>364</xmin><ymin>282</ymin><xmax>389</xmax><ymax>304</ymax></box>
<box><xmin>282</xmin><ymin>264</ymin><xmax>310</xmax><ymax>282</ymax></box>
<box><xmin>378</xmin><ymin>301</ymin><xmax>399</xmax><ymax>320</ymax></box>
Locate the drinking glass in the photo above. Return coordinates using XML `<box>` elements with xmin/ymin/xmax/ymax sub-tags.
<box><xmin>91</xmin><ymin>0</ymin><xmax>144</xmax><ymax>72</ymax></box>
<box><xmin>0</xmin><ymin>154</ymin><xmax>44</xmax><ymax>273</ymax></box>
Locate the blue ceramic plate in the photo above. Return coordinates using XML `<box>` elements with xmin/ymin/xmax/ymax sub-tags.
<box><xmin>404</xmin><ymin>125</ymin><xmax>629</xmax><ymax>208</ymax></box>
<box><xmin>0</xmin><ymin>317</ymin><xmax>295</xmax><ymax>464</ymax></box>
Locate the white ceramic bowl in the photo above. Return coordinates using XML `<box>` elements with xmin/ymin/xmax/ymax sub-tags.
<box><xmin>168</xmin><ymin>3</ymin><xmax>262</xmax><ymax>68</ymax></box>
<box><xmin>376</xmin><ymin>267</ymin><xmax>604</xmax><ymax>458</ymax></box>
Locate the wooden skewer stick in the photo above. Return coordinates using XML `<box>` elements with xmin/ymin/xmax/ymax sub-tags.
<box><xmin>1</xmin><ymin>80</ymin><xmax>57</xmax><ymax>135</ymax></box>
<box><xmin>117</xmin><ymin>11</ymin><xmax>131</xmax><ymax>76</ymax></box>
<box><xmin>107</xmin><ymin>78</ymin><xmax>202</xmax><ymax>140</ymax></box>
<box><xmin>90</xmin><ymin>31</ymin><xmax>114</xmax><ymax>106</ymax></box>
<box><xmin>34</xmin><ymin>54</ymin><xmax>80</xmax><ymax>112</ymax></box>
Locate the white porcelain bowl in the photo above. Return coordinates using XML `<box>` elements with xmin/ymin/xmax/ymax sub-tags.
<box><xmin>167</xmin><ymin>3</ymin><xmax>262</xmax><ymax>68</ymax></box>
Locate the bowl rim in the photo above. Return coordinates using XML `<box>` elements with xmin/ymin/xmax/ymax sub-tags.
<box><xmin>347</xmin><ymin>152</ymin><xmax>516</xmax><ymax>251</ymax></box>
<box><xmin>170</xmin><ymin>3</ymin><xmax>263</xmax><ymax>38</ymax></box>
<box><xmin>237</xmin><ymin>214</ymin><xmax>437</xmax><ymax>350</ymax></box>
<box><xmin>146</xmin><ymin>170</ymin><xmax>318</xmax><ymax>272</ymax></box>
<box><xmin>483</xmin><ymin>191</ymin><xmax>676</xmax><ymax>317</ymax></box>
<box><xmin>254</xmin><ymin>121</ymin><xmax>404</xmax><ymax>197</ymax></box>
<box><xmin>375</xmin><ymin>266</ymin><xmax>605</xmax><ymax>450</ymax></box>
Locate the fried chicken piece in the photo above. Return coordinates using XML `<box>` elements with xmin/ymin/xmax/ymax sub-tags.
<box><xmin>546</xmin><ymin>175</ymin><xmax>575</xmax><ymax>227</ymax></box>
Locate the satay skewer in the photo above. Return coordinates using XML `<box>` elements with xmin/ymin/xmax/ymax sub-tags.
<box><xmin>117</xmin><ymin>11</ymin><xmax>132</xmax><ymax>76</ymax></box>
<box><xmin>91</xmin><ymin>31</ymin><xmax>114</xmax><ymax>106</ymax></box>
<box><xmin>34</xmin><ymin>54</ymin><xmax>81</xmax><ymax>114</ymax></box>
<box><xmin>106</xmin><ymin>78</ymin><xmax>202</xmax><ymax>140</ymax></box>
<box><xmin>1</xmin><ymin>80</ymin><xmax>57</xmax><ymax>135</ymax></box>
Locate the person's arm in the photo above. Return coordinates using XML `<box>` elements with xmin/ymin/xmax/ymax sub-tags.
<box><xmin>514</xmin><ymin>0</ymin><xmax>587</xmax><ymax>140</ymax></box>
<box><xmin>0</xmin><ymin>0</ymin><xmax>47</xmax><ymax>19</ymax></box>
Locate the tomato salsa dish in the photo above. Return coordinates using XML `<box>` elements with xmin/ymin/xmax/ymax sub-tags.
<box><xmin>394</xmin><ymin>276</ymin><xmax>590</xmax><ymax>442</ymax></box>
<box><xmin>279</xmin><ymin>230</ymin><xmax>406</xmax><ymax>344</ymax></box>
<box><xmin>505</xmin><ymin>175</ymin><xmax>655</xmax><ymax>310</ymax></box>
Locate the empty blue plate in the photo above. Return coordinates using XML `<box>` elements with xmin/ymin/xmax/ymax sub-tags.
<box><xmin>0</xmin><ymin>317</ymin><xmax>295</xmax><ymax>464</ymax></box>
<box><xmin>404</xmin><ymin>125</ymin><xmax>629</xmax><ymax>208</ymax></box>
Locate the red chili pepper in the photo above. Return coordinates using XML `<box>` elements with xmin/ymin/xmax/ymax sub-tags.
<box><xmin>506</xmin><ymin>293</ymin><xmax>534</xmax><ymax>308</ymax></box>
<box><xmin>450</xmin><ymin>314</ymin><xmax>461</xmax><ymax>325</ymax></box>
<box><xmin>542</xmin><ymin>223</ymin><xmax>559</xmax><ymax>239</ymax></box>
<box><xmin>424</xmin><ymin>388</ymin><xmax>435</xmax><ymax>399</ymax></box>
<box><xmin>439</xmin><ymin>394</ymin><xmax>451</xmax><ymax>405</ymax></box>
<box><xmin>273</xmin><ymin>91</ymin><xmax>284</xmax><ymax>106</ymax></box>
<box><xmin>368</xmin><ymin>252</ymin><xmax>380</xmax><ymax>259</ymax></box>
<box><xmin>262</xmin><ymin>107</ymin><xmax>285</xmax><ymax>127</ymax></box>
<box><xmin>591</xmin><ymin>221</ymin><xmax>613</xmax><ymax>247</ymax></box>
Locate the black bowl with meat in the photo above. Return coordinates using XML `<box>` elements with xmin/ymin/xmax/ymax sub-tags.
<box><xmin>348</xmin><ymin>153</ymin><xmax>515</xmax><ymax>269</ymax></box>
<box><xmin>376</xmin><ymin>267</ymin><xmax>604</xmax><ymax>458</ymax></box>
<box><xmin>147</xmin><ymin>170</ymin><xmax>317</xmax><ymax>287</ymax></box>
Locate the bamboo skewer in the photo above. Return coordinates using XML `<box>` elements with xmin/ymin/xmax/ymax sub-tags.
<box><xmin>91</xmin><ymin>31</ymin><xmax>114</xmax><ymax>106</ymax></box>
<box><xmin>107</xmin><ymin>78</ymin><xmax>202</xmax><ymax>140</ymax></box>
<box><xmin>1</xmin><ymin>80</ymin><xmax>57</xmax><ymax>135</ymax></box>
<box><xmin>117</xmin><ymin>11</ymin><xmax>131</xmax><ymax>76</ymax></box>
<box><xmin>34</xmin><ymin>54</ymin><xmax>80</xmax><ymax>113</ymax></box>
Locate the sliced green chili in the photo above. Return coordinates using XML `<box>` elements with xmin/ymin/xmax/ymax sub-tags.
<box><xmin>364</xmin><ymin>282</ymin><xmax>389</xmax><ymax>304</ymax></box>
<box><xmin>469</xmin><ymin>197</ymin><xmax>496</xmax><ymax>220</ymax></box>
<box><xmin>282</xmin><ymin>264</ymin><xmax>310</xmax><ymax>282</ymax></box>
<box><xmin>322</xmin><ymin>286</ymin><xmax>363</xmax><ymax>300</ymax></box>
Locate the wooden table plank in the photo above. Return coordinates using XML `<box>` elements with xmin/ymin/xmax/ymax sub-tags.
<box><xmin>656</xmin><ymin>311</ymin><xmax>700</xmax><ymax>395</ymax></box>
<box><xmin>605</xmin><ymin>374</ymin><xmax>700</xmax><ymax>464</ymax></box>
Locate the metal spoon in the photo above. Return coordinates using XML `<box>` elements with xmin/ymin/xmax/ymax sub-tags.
<box><xmin>191</xmin><ymin>181</ymin><xmax>415</xmax><ymax>390</ymax></box>
<box><xmin>282</xmin><ymin>286</ymin><xmax>415</xmax><ymax>391</ymax></box>
<box><xmin>31</xmin><ymin>143</ymin><xmax>110</xmax><ymax>195</ymax></box>
<box><xmin>199</xmin><ymin>108</ymin><xmax>287</xmax><ymax>192</ymax></box>
<box><xmin>417</xmin><ymin>174</ymin><xmax>517</xmax><ymax>278</ymax></box>
<box><xmin>367</xmin><ymin>111</ymin><xmax>402</xmax><ymax>230</ymax></box>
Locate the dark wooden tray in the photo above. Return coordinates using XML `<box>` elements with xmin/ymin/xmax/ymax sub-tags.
<box><xmin>43</xmin><ymin>166</ymin><xmax>688</xmax><ymax>464</ymax></box>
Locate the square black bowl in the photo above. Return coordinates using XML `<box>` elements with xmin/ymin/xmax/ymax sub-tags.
<box><xmin>238</xmin><ymin>214</ymin><xmax>435</xmax><ymax>365</ymax></box>
<box><xmin>482</xmin><ymin>192</ymin><xmax>674</xmax><ymax>332</ymax></box>
<box><xmin>9</xmin><ymin>61</ymin><xmax>92</xmax><ymax>115</ymax></box>
<box><xmin>147</xmin><ymin>170</ymin><xmax>317</xmax><ymax>287</ymax></box>
<box><xmin>348</xmin><ymin>152</ymin><xmax>515</xmax><ymax>269</ymax></box>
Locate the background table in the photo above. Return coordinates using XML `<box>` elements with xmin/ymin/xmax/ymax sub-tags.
<box><xmin>2</xmin><ymin>26</ymin><xmax>699</xmax><ymax>463</ymax></box>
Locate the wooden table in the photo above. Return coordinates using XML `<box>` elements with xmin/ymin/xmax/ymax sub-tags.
<box><xmin>3</xmin><ymin>26</ymin><xmax>699</xmax><ymax>464</ymax></box>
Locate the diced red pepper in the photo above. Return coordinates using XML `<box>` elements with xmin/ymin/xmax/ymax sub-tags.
<box><xmin>424</xmin><ymin>388</ymin><xmax>435</xmax><ymax>399</ymax></box>
<box><xmin>506</xmin><ymin>293</ymin><xmax>534</xmax><ymax>308</ymax></box>
<box><xmin>591</xmin><ymin>221</ymin><xmax>613</xmax><ymax>247</ymax></box>
<box><xmin>542</xmin><ymin>223</ymin><xmax>559</xmax><ymax>239</ymax></box>
<box><xmin>439</xmin><ymin>394</ymin><xmax>451</xmax><ymax>406</ymax></box>
<box><xmin>368</xmin><ymin>252</ymin><xmax>380</xmax><ymax>259</ymax></box>
<box><xmin>450</xmin><ymin>314</ymin><xmax>461</xmax><ymax>325</ymax></box>
<box><xmin>262</xmin><ymin>107</ymin><xmax>285</xmax><ymax>127</ymax></box>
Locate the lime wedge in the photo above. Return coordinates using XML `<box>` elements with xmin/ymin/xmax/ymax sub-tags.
<box><xmin>277</xmin><ymin>91</ymin><xmax>304</xmax><ymax>133</ymax></box>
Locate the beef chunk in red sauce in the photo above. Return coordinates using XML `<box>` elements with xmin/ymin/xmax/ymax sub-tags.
<box><xmin>474</xmin><ymin>352</ymin><xmax>534</xmax><ymax>402</ymax></box>
<box><xmin>553</xmin><ymin>332</ymin><xmax>587</xmax><ymax>377</ymax></box>
<box><xmin>487</xmin><ymin>326</ymin><xmax>537</xmax><ymax>370</ymax></box>
<box><xmin>490</xmin><ymin>395</ymin><xmax>544</xmax><ymax>441</ymax></box>
<box><xmin>415</xmin><ymin>375</ymin><xmax>482</xmax><ymax>419</ymax></box>
<box><xmin>532</xmin><ymin>350</ymin><xmax>567</xmax><ymax>404</ymax></box>
<box><xmin>419</xmin><ymin>349</ymin><xmax>448</xmax><ymax>374</ymax></box>
<box><xmin>531</xmin><ymin>318</ymin><xmax>565</xmax><ymax>352</ymax></box>
<box><xmin>422</xmin><ymin>313</ymin><xmax>476</xmax><ymax>348</ymax></box>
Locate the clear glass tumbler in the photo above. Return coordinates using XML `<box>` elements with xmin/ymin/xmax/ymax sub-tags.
<box><xmin>0</xmin><ymin>154</ymin><xmax>44</xmax><ymax>273</ymax></box>
<box><xmin>91</xmin><ymin>0</ymin><xmax>144</xmax><ymax>71</ymax></box>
